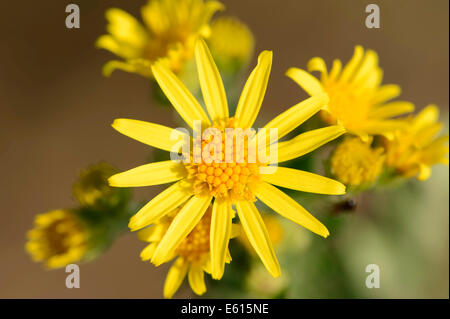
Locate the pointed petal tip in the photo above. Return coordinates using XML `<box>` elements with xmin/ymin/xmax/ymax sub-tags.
<box><xmin>211</xmin><ymin>268</ymin><xmax>224</xmax><ymax>280</ymax></box>
<box><xmin>321</xmin><ymin>227</ymin><xmax>330</xmax><ymax>238</ymax></box>
<box><xmin>285</xmin><ymin>67</ymin><xmax>298</xmax><ymax>77</ymax></box>
<box><xmin>107</xmin><ymin>175</ymin><xmax>117</xmax><ymax>186</ymax></box>
<box><xmin>150</xmin><ymin>254</ymin><xmax>164</xmax><ymax>267</ymax></box>
<box><xmin>127</xmin><ymin>220</ymin><xmax>139</xmax><ymax>232</ymax></box>
<box><xmin>336</xmin><ymin>183</ymin><xmax>347</xmax><ymax>195</ymax></box>
<box><xmin>257</xmin><ymin>50</ymin><xmax>273</xmax><ymax>64</ymax></box>
<box><xmin>269</xmin><ymin>267</ymin><xmax>281</xmax><ymax>278</ymax></box>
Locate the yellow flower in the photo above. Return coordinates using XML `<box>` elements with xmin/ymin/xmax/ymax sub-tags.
<box><xmin>25</xmin><ymin>210</ymin><xmax>88</xmax><ymax>269</ymax></box>
<box><xmin>207</xmin><ymin>16</ymin><xmax>254</xmax><ymax>72</ymax></box>
<box><xmin>331</xmin><ymin>137</ymin><xmax>385</xmax><ymax>186</ymax></box>
<box><xmin>108</xmin><ymin>39</ymin><xmax>346</xmax><ymax>279</ymax></box>
<box><xmin>96</xmin><ymin>0</ymin><xmax>223</xmax><ymax>77</ymax></box>
<box><xmin>384</xmin><ymin>105</ymin><xmax>449</xmax><ymax>180</ymax></box>
<box><xmin>286</xmin><ymin>46</ymin><xmax>414</xmax><ymax>140</ymax></box>
<box><xmin>138</xmin><ymin>205</ymin><xmax>238</xmax><ymax>298</ymax></box>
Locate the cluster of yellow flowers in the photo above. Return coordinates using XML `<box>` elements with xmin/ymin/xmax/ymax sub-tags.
<box><xmin>99</xmin><ymin>0</ymin><xmax>447</xmax><ymax>297</ymax></box>
<box><xmin>26</xmin><ymin>163</ymin><xmax>131</xmax><ymax>269</ymax></box>
<box><xmin>288</xmin><ymin>47</ymin><xmax>448</xmax><ymax>187</ymax></box>
<box><xmin>26</xmin><ymin>0</ymin><xmax>448</xmax><ymax>298</ymax></box>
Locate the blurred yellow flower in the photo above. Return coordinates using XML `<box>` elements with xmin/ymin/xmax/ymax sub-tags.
<box><xmin>108</xmin><ymin>39</ymin><xmax>345</xmax><ymax>279</ymax></box>
<box><xmin>207</xmin><ymin>16</ymin><xmax>254</xmax><ymax>72</ymax></box>
<box><xmin>138</xmin><ymin>206</ymin><xmax>238</xmax><ymax>298</ymax></box>
<box><xmin>286</xmin><ymin>46</ymin><xmax>414</xmax><ymax>140</ymax></box>
<box><xmin>73</xmin><ymin>162</ymin><xmax>124</xmax><ymax>208</ymax></box>
<box><xmin>96</xmin><ymin>0</ymin><xmax>223</xmax><ymax>77</ymax></box>
<box><xmin>331</xmin><ymin>137</ymin><xmax>385</xmax><ymax>186</ymax></box>
<box><xmin>384</xmin><ymin>105</ymin><xmax>449</xmax><ymax>180</ymax></box>
<box><xmin>25</xmin><ymin>210</ymin><xmax>88</xmax><ymax>269</ymax></box>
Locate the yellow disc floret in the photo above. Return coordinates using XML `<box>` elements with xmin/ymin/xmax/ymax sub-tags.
<box><xmin>185</xmin><ymin>118</ymin><xmax>262</xmax><ymax>201</ymax></box>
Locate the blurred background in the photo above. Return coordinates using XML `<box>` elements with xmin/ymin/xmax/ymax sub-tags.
<box><xmin>0</xmin><ymin>0</ymin><xmax>448</xmax><ymax>298</ymax></box>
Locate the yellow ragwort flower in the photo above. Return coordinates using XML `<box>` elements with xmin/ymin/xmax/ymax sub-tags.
<box><xmin>286</xmin><ymin>46</ymin><xmax>414</xmax><ymax>140</ymax></box>
<box><xmin>207</xmin><ymin>16</ymin><xmax>255</xmax><ymax>71</ymax></box>
<box><xmin>96</xmin><ymin>0</ymin><xmax>223</xmax><ymax>77</ymax></box>
<box><xmin>138</xmin><ymin>205</ymin><xmax>238</xmax><ymax>298</ymax></box>
<box><xmin>25</xmin><ymin>210</ymin><xmax>88</xmax><ymax>269</ymax></box>
<box><xmin>108</xmin><ymin>39</ymin><xmax>346</xmax><ymax>279</ymax></box>
<box><xmin>384</xmin><ymin>105</ymin><xmax>449</xmax><ymax>180</ymax></box>
<box><xmin>331</xmin><ymin>137</ymin><xmax>385</xmax><ymax>186</ymax></box>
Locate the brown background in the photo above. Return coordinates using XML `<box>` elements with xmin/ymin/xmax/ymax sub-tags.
<box><xmin>0</xmin><ymin>0</ymin><xmax>448</xmax><ymax>298</ymax></box>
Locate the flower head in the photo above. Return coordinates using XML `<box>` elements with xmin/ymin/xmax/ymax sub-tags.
<box><xmin>383</xmin><ymin>105</ymin><xmax>449</xmax><ymax>180</ymax></box>
<box><xmin>25</xmin><ymin>210</ymin><xmax>88</xmax><ymax>269</ymax></box>
<box><xmin>109</xmin><ymin>39</ymin><xmax>346</xmax><ymax>279</ymax></box>
<box><xmin>96</xmin><ymin>0</ymin><xmax>223</xmax><ymax>77</ymax></box>
<box><xmin>138</xmin><ymin>205</ymin><xmax>237</xmax><ymax>298</ymax></box>
<box><xmin>331</xmin><ymin>137</ymin><xmax>385</xmax><ymax>186</ymax></box>
<box><xmin>207</xmin><ymin>16</ymin><xmax>254</xmax><ymax>73</ymax></box>
<box><xmin>73</xmin><ymin>162</ymin><xmax>128</xmax><ymax>208</ymax></box>
<box><xmin>286</xmin><ymin>46</ymin><xmax>414</xmax><ymax>140</ymax></box>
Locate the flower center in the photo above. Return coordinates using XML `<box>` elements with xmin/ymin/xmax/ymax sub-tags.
<box><xmin>185</xmin><ymin>118</ymin><xmax>261</xmax><ymax>202</ymax></box>
<box><xmin>322</xmin><ymin>81</ymin><xmax>372</xmax><ymax>131</ymax></box>
<box><xmin>175</xmin><ymin>209</ymin><xmax>211</xmax><ymax>262</ymax></box>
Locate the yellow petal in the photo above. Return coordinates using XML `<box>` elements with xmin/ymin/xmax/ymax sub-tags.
<box><xmin>372</xmin><ymin>84</ymin><xmax>401</xmax><ymax>105</ymax></box>
<box><xmin>152</xmin><ymin>195</ymin><xmax>212</xmax><ymax>266</ymax></box>
<box><xmin>255</xmin><ymin>182</ymin><xmax>329</xmax><ymax>238</ymax></box>
<box><xmin>137</xmin><ymin>224</ymin><xmax>168</xmax><ymax>242</ymax></box>
<box><xmin>140</xmin><ymin>243</ymin><xmax>157</xmax><ymax>261</ymax></box>
<box><xmin>417</xmin><ymin>163</ymin><xmax>431</xmax><ymax>181</ymax></box>
<box><xmin>164</xmin><ymin>257</ymin><xmax>188</xmax><ymax>299</ymax></box>
<box><xmin>151</xmin><ymin>62</ymin><xmax>211</xmax><ymax>128</ymax></box>
<box><xmin>276</xmin><ymin>125</ymin><xmax>346</xmax><ymax>163</ymax></box>
<box><xmin>129</xmin><ymin>181</ymin><xmax>192</xmax><ymax>231</ymax></box>
<box><xmin>210</xmin><ymin>200</ymin><xmax>233</xmax><ymax>279</ymax></box>
<box><xmin>235</xmin><ymin>201</ymin><xmax>281</xmax><ymax>277</ymax></box>
<box><xmin>363</xmin><ymin>120</ymin><xmax>407</xmax><ymax>135</ymax></box>
<box><xmin>307</xmin><ymin>57</ymin><xmax>328</xmax><ymax>81</ymax></box>
<box><xmin>96</xmin><ymin>35</ymin><xmax>128</xmax><ymax>59</ymax></box>
<box><xmin>112</xmin><ymin>119</ymin><xmax>189</xmax><ymax>152</ymax></box>
<box><xmin>235</xmin><ymin>51</ymin><xmax>273</xmax><ymax>128</ymax></box>
<box><xmin>415</xmin><ymin>123</ymin><xmax>443</xmax><ymax>147</ymax></box>
<box><xmin>412</xmin><ymin>104</ymin><xmax>439</xmax><ymax>132</ymax></box>
<box><xmin>339</xmin><ymin>45</ymin><xmax>364</xmax><ymax>82</ymax></box>
<box><xmin>262</xmin><ymin>94</ymin><xmax>329</xmax><ymax>142</ymax></box>
<box><xmin>360</xmin><ymin>67</ymin><xmax>383</xmax><ymax>90</ymax></box>
<box><xmin>351</xmin><ymin>49</ymin><xmax>378</xmax><ymax>84</ymax></box>
<box><xmin>188</xmin><ymin>263</ymin><xmax>207</xmax><ymax>296</ymax></box>
<box><xmin>101</xmin><ymin>59</ymin><xmax>153</xmax><ymax>78</ymax></box>
<box><xmin>108</xmin><ymin>161</ymin><xmax>186</xmax><ymax>187</ymax></box>
<box><xmin>195</xmin><ymin>38</ymin><xmax>228</xmax><ymax>121</ymax></box>
<box><xmin>328</xmin><ymin>59</ymin><xmax>342</xmax><ymax>82</ymax></box>
<box><xmin>369</xmin><ymin>101</ymin><xmax>415</xmax><ymax>119</ymax></box>
<box><xmin>285</xmin><ymin>67</ymin><xmax>325</xmax><ymax>96</ymax></box>
<box><xmin>105</xmin><ymin>8</ymin><xmax>148</xmax><ymax>49</ymax></box>
<box><xmin>261</xmin><ymin>167</ymin><xmax>345</xmax><ymax>195</ymax></box>
<box><xmin>426</xmin><ymin>135</ymin><xmax>449</xmax><ymax>151</ymax></box>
